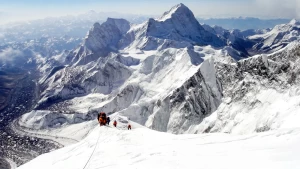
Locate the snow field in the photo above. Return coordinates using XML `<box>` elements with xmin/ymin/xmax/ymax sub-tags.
<box><xmin>18</xmin><ymin>126</ymin><xmax>300</xmax><ymax>169</ymax></box>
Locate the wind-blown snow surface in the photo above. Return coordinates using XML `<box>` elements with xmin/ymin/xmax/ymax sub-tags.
<box><xmin>18</xmin><ymin>126</ymin><xmax>300</xmax><ymax>169</ymax></box>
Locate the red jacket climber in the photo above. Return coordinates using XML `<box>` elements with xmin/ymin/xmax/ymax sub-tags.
<box><xmin>113</xmin><ymin>120</ymin><xmax>117</xmax><ymax>127</ymax></box>
<box><xmin>128</xmin><ymin>124</ymin><xmax>131</xmax><ymax>130</ymax></box>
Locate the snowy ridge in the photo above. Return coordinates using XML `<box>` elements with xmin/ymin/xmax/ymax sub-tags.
<box><xmin>18</xmin><ymin>126</ymin><xmax>300</xmax><ymax>169</ymax></box>
<box><xmin>191</xmin><ymin>42</ymin><xmax>300</xmax><ymax>134</ymax></box>
<box><xmin>250</xmin><ymin>19</ymin><xmax>300</xmax><ymax>53</ymax></box>
<box><xmin>158</xmin><ymin>3</ymin><xmax>190</xmax><ymax>21</ymax></box>
<box><xmin>146</xmin><ymin>57</ymin><xmax>222</xmax><ymax>133</ymax></box>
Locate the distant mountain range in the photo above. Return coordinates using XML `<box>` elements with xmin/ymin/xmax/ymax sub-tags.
<box><xmin>0</xmin><ymin>11</ymin><xmax>292</xmax><ymax>46</ymax></box>
<box><xmin>197</xmin><ymin>17</ymin><xmax>290</xmax><ymax>30</ymax></box>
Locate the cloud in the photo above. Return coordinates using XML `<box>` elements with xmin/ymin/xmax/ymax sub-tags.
<box><xmin>187</xmin><ymin>0</ymin><xmax>299</xmax><ymax>19</ymax></box>
<box><xmin>0</xmin><ymin>48</ymin><xmax>23</xmax><ymax>62</ymax></box>
<box><xmin>0</xmin><ymin>1</ymin><xmax>298</xmax><ymax>25</ymax></box>
<box><xmin>255</xmin><ymin>0</ymin><xmax>300</xmax><ymax>19</ymax></box>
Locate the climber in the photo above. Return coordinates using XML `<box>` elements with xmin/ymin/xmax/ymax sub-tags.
<box><xmin>98</xmin><ymin>112</ymin><xmax>107</xmax><ymax>126</ymax></box>
<box><xmin>106</xmin><ymin>116</ymin><xmax>110</xmax><ymax>125</ymax></box>
<box><xmin>128</xmin><ymin>124</ymin><xmax>131</xmax><ymax>130</ymax></box>
<box><xmin>113</xmin><ymin>120</ymin><xmax>117</xmax><ymax>127</ymax></box>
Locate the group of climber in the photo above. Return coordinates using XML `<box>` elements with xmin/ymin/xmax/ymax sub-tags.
<box><xmin>97</xmin><ymin>112</ymin><xmax>131</xmax><ymax>130</ymax></box>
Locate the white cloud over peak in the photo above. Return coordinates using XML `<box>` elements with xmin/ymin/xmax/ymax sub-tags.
<box><xmin>0</xmin><ymin>48</ymin><xmax>23</xmax><ymax>62</ymax></box>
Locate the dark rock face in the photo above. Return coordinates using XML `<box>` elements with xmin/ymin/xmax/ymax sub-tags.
<box><xmin>147</xmin><ymin>60</ymin><xmax>222</xmax><ymax>133</ymax></box>
<box><xmin>0</xmin><ymin>158</ymin><xmax>10</xmax><ymax>169</ymax></box>
<box><xmin>215</xmin><ymin>45</ymin><xmax>299</xmax><ymax>105</ymax></box>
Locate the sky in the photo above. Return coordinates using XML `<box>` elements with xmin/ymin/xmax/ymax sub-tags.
<box><xmin>0</xmin><ymin>0</ymin><xmax>299</xmax><ymax>24</ymax></box>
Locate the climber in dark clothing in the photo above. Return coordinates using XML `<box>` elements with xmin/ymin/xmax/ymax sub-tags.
<box><xmin>106</xmin><ymin>117</ymin><xmax>110</xmax><ymax>125</ymax></box>
<box><xmin>98</xmin><ymin>112</ymin><xmax>107</xmax><ymax>126</ymax></box>
<box><xmin>128</xmin><ymin>124</ymin><xmax>131</xmax><ymax>130</ymax></box>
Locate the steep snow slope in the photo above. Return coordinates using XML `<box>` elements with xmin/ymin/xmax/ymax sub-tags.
<box><xmin>18</xmin><ymin>126</ymin><xmax>300</xmax><ymax>169</ymax></box>
<box><xmin>250</xmin><ymin>19</ymin><xmax>300</xmax><ymax>53</ymax></box>
<box><xmin>191</xmin><ymin>42</ymin><xmax>300</xmax><ymax>134</ymax></box>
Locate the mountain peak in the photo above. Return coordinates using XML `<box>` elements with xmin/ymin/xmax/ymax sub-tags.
<box><xmin>87</xmin><ymin>10</ymin><xmax>97</xmax><ymax>15</ymax></box>
<box><xmin>91</xmin><ymin>22</ymin><xmax>101</xmax><ymax>31</ymax></box>
<box><xmin>159</xmin><ymin>3</ymin><xmax>193</xmax><ymax>21</ymax></box>
<box><xmin>105</xmin><ymin>18</ymin><xmax>130</xmax><ymax>34</ymax></box>
<box><xmin>140</xmin><ymin>3</ymin><xmax>225</xmax><ymax>48</ymax></box>
<box><xmin>173</xmin><ymin>3</ymin><xmax>187</xmax><ymax>9</ymax></box>
<box><xmin>289</xmin><ymin>19</ymin><xmax>300</xmax><ymax>25</ymax></box>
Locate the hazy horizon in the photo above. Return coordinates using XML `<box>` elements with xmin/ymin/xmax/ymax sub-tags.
<box><xmin>0</xmin><ymin>0</ymin><xmax>299</xmax><ymax>25</ymax></box>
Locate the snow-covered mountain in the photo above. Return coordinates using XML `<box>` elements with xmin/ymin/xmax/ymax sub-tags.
<box><xmin>36</xmin><ymin>3</ymin><xmax>227</xmax><ymax>107</ymax></box>
<box><xmin>121</xmin><ymin>3</ymin><xmax>225</xmax><ymax>50</ymax></box>
<box><xmin>201</xmin><ymin>24</ymin><xmax>259</xmax><ymax>58</ymax></box>
<box><xmin>65</xmin><ymin>3</ymin><xmax>225</xmax><ymax>66</ymax></box>
<box><xmin>8</xmin><ymin>3</ymin><xmax>300</xmax><ymax>169</ymax></box>
<box><xmin>198</xmin><ymin>17</ymin><xmax>290</xmax><ymax>30</ymax></box>
<box><xmin>250</xmin><ymin>19</ymin><xmax>300</xmax><ymax>53</ymax></box>
<box><xmin>192</xmin><ymin>41</ymin><xmax>300</xmax><ymax>134</ymax></box>
<box><xmin>0</xmin><ymin>11</ymin><xmax>151</xmax><ymax>45</ymax></box>
<box><xmin>20</xmin><ymin>4</ymin><xmax>300</xmax><ymax>135</ymax></box>
<box><xmin>67</xmin><ymin>18</ymin><xmax>131</xmax><ymax>65</ymax></box>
